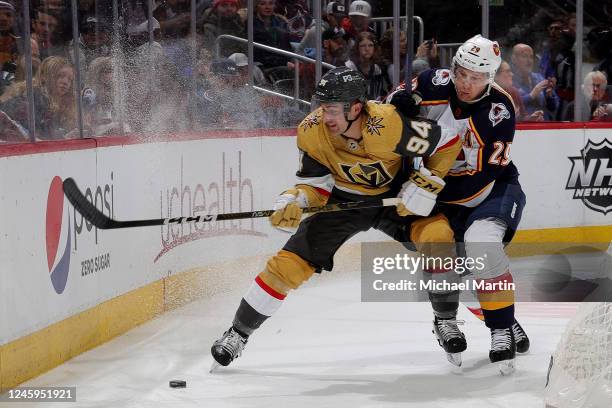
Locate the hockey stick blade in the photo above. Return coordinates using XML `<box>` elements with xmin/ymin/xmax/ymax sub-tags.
<box><xmin>63</xmin><ymin>177</ymin><xmax>399</xmax><ymax>230</ymax></box>
<box><xmin>63</xmin><ymin>177</ymin><xmax>117</xmax><ymax>229</ymax></box>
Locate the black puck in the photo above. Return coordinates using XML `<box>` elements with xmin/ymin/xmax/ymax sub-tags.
<box><xmin>169</xmin><ymin>380</ymin><xmax>187</xmax><ymax>388</ymax></box>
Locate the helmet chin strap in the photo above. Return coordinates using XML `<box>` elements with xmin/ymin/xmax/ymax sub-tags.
<box><xmin>454</xmin><ymin>82</ymin><xmax>492</xmax><ymax>104</ymax></box>
<box><xmin>340</xmin><ymin>102</ymin><xmax>361</xmax><ymax>136</ymax></box>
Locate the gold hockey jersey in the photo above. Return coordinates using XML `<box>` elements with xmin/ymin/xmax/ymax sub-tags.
<box><xmin>295</xmin><ymin>101</ymin><xmax>460</xmax><ymax>197</ymax></box>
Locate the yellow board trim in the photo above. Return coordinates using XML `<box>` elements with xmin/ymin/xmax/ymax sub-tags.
<box><xmin>0</xmin><ymin>281</ymin><xmax>165</xmax><ymax>392</ymax></box>
<box><xmin>1</xmin><ymin>226</ymin><xmax>610</xmax><ymax>391</ymax></box>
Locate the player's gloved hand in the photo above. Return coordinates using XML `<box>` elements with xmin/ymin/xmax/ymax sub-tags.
<box><xmin>270</xmin><ymin>188</ymin><xmax>308</xmax><ymax>232</ymax></box>
<box><xmin>390</xmin><ymin>89</ymin><xmax>423</xmax><ymax>118</ymax></box>
<box><xmin>397</xmin><ymin>167</ymin><xmax>445</xmax><ymax>216</ymax></box>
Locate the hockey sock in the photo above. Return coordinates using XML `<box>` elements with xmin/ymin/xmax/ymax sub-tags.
<box><xmin>232</xmin><ymin>250</ymin><xmax>315</xmax><ymax>336</ymax></box>
<box><xmin>233</xmin><ymin>275</ymin><xmax>286</xmax><ymax>336</ymax></box>
<box><xmin>476</xmin><ymin>270</ymin><xmax>515</xmax><ymax>329</ymax></box>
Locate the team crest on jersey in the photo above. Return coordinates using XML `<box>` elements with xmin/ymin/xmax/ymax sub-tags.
<box><xmin>432</xmin><ymin>69</ymin><xmax>451</xmax><ymax>86</ymax></box>
<box><xmin>339</xmin><ymin>161</ymin><xmax>392</xmax><ymax>188</ymax></box>
<box><xmin>365</xmin><ymin>116</ymin><xmax>385</xmax><ymax>136</ymax></box>
<box><xmin>489</xmin><ymin>103</ymin><xmax>510</xmax><ymax>127</ymax></box>
<box><xmin>301</xmin><ymin>113</ymin><xmax>320</xmax><ymax>131</ymax></box>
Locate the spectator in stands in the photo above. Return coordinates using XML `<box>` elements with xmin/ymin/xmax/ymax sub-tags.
<box><xmin>414</xmin><ymin>38</ymin><xmax>439</xmax><ymax>70</ymax></box>
<box><xmin>546</xmin><ymin>14</ymin><xmax>578</xmax><ymax>120</ymax></box>
<box><xmin>253</xmin><ymin>0</ymin><xmax>293</xmax><ymax>69</ymax></box>
<box><xmin>274</xmin><ymin>0</ymin><xmax>310</xmax><ymax>43</ymax></box>
<box><xmin>228</xmin><ymin>52</ymin><xmax>268</xmax><ymax>86</ymax></box>
<box><xmin>587</xmin><ymin>26</ymin><xmax>612</xmax><ymax>88</ymax></box>
<box><xmin>32</xmin><ymin>8</ymin><xmax>60</xmax><ymax>59</ymax></box>
<box><xmin>538</xmin><ymin>16</ymin><xmax>566</xmax><ymax>80</ymax></box>
<box><xmin>296</xmin><ymin>1</ymin><xmax>345</xmax><ymax>55</ymax></box>
<box><xmin>199</xmin><ymin>0</ymin><xmax>245</xmax><ymax>56</ymax></box>
<box><xmin>122</xmin><ymin>17</ymin><xmax>175</xmax><ymax>132</ymax></box>
<box><xmin>189</xmin><ymin>58</ymin><xmax>271</xmax><ymax>128</ymax></box>
<box><xmin>341</xmin><ymin>0</ymin><xmax>374</xmax><ymax>42</ymax></box>
<box><xmin>14</xmin><ymin>39</ymin><xmax>41</xmax><ymax>82</ymax></box>
<box><xmin>68</xmin><ymin>16</ymin><xmax>112</xmax><ymax>73</ymax></box>
<box><xmin>380</xmin><ymin>29</ymin><xmax>406</xmax><ymax>82</ymax></box>
<box><xmin>511</xmin><ymin>43</ymin><xmax>559</xmax><ymax>121</ymax></box>
<box><xmin>345</xmin><ymin>31</ymin><xmax>388</xmax><ymax>100</ymax></box>
<box><xmin>82</xmin><ymin>56</ymin><xmax>129</xmax><ymax>136</ymax></box>
<box><xmin>319</xmin><ymin>27</ymin><xmax>348</xmax><ymax>66</ymax></box>
<box><xmin>562</xmin><ymin>71</ymin><xmax>612</xmax><ymax>121</ymax></box>
<box><xmin>0</xmin><ymin>56</ymin><xmax>77</xmax><ymax>139</ymax></box>
<box><xmin>154</xmin><ymin>0</ymin><xmax>192</xmax><ymax>39</ymax></box>
<box><xmin>0</xmin><ymin>1</ymin><xmax>18</xmax><ymax>67</ymax></box>
<box><xmin>296</xmin><ymin>27</ymin><xmax>347</xmax><ymax>100</ymax></box>
<box><xmin>495</xmin><ymin>60</ymin><xmax>543</xmax><ymax>121</ymax></box>
<box><xmin>37</xmin><ymin>0</ymin><xmax>66</xmax><ymax>14</ymax></box>
<box><xmin>83</xmin><ymin>17</ymin><xmax>111</xmax><ymax>57</ymax></box>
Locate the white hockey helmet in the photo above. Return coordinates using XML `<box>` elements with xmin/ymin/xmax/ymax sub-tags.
<box><xmin>451</xmin><ymin>35</ymin><xmax>502</xmax><ymax>100</ymax></box>
<box><xmin>349</xmin><ymin>0</ymin><xmax>371</xmax><ymax>17</ymax></box>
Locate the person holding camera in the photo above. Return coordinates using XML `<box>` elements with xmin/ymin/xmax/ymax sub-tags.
<box><xmin>563</xmin><ymin>71</ymin><xmax>612</xmax><ymax>121</ymax></box>
<box><xmin>511</xmin><ymin>43</ymin><xmax>560</xmax><ymax>121</ymax></box>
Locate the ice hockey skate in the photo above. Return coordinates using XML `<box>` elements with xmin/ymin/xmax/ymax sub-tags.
<box><xmin>210</xmin><ymin>327</ymin><xmax>248</xmax><ymax>372</ymax></box>
<box><xmin>489</xmin><ymin>327</ymin><xmax>516</xmax><ymax>375</ymax></box>
<box><xmin>512</xmin><ymin>319</ymin><xmax>530</xmax><ymax>354</ymax></box>
<box><xmin>432</xmin><ymin>316</ymin><xmax>467</xmax><ymax>367</ymax></box>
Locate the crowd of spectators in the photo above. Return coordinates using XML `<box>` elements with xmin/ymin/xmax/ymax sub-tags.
<box><xmin>0</xmin><ymin>0</ymin><xmax>611</xmax><ymax>143</ymax></box>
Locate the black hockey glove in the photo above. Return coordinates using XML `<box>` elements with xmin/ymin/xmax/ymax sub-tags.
<box><xmin>390</xmin><ymin>89</ymin><xmax>423</xmax><ymax>118</ymax></box>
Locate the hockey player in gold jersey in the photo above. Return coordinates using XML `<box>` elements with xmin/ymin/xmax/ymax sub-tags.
<box><xmin>210</xmin><ymin>67</ymin><xmax>462</xmax><ymax>369</ymax></box>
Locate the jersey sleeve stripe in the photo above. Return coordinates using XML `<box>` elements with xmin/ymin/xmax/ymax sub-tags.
<box><xmin>435</xmin><ymin>134</ymin><xmax>460</xmax><ymax>152</ymax></box>
<box><xmin>441</xmin><ymin>181</ymin><xmax>495</xmax><ymax>207</ymax></box>
<box><xmin>420</xmin><ymin>100</ymin><xmax>449</xmax><ymax>106</ymax></box>
<box><xmin>296</xmin><ymin>174</ymin><xmax>335</xmax><ymax>193</ymax></box>
<box><xmin>314</xmin><ymin>187</ymin><xmax>331</xmax><ymax>197</ymax></box>
<box><xmin>469</xmin><ymin>116</ymin><xmax>485</xmax><ymax>173</ymax></box>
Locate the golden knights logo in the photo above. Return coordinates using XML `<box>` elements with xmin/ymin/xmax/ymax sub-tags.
<box><xmin>340</xmin><ymin>161</ymin><xmax>392</xmax><ymax>188</ymax></box>
<box><xmin>365</xmin><ymin>116</ymin><xmax>385</xmax><ymax>136</ymax></box>
<box><xmin>301</xmin><ymin>113</ymin><xmax>320</xmax><ymax>131</ymax></box>
<box><xmin>566</xmin><ymin>139</ymin><xmax>612</xmax><ymax>215</ymax></box>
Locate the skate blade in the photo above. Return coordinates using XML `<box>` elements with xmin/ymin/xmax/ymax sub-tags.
<box><xmin>446</xmin><ymin>352</ymin><xmax>462</xmax><ymax>367</ymax></box>
<box><xmin>209</xmin><ymin>361</ymin><xmax>221</xmax><ymax>373</ymax></box>
<box><xmin>497</xmin><ymin>359</ymin><xmax>515</xmax><ymax>376</ymax></box>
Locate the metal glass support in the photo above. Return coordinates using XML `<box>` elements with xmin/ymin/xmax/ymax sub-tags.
<box><xmin>406</xmin><ymin>0</ymin><xmax>414</xmax><ymax>83</ymax></box>
<box><xmin>481</xmin><ymin>0</ymin><xmax>489</xmax><ymax>38</ymax></box>
<box><xmin>314</xmin><ymin>0</ymin><xmax>322</xmax><ymax>83</ymax></box>
<box><xmin>23</xmin><ymin>0</ymin><xmax>36</xmax><ymax>141</ymax></box>
<box><xmin>392</xmin><ymin>0</ymin><xmax>400</xmax><ymax>88</ymax></box>
<box><xmin>574</xmin><ymin>0</ymin><xmax>584</xmax><ymax>122</ymax></box>
<box><xmin>294</xmin><ymin>58</ymin><xmax>300</xmax><ymax>100</ymax></box>
<box><xmin>70</xmin><ymin>0</ymin><xmax>84</xmax><ymax>138</ymax></box>
<box><xmin>147</xmin><ymin>0</ymin><xmax>154</xmax><ymax>45</ymax></box>
<box><xmin>112</xmin><ymin>0</ymin><xmax>125</xmax><ymax>135</ymax></box>
<box><xmin>248</xmin><ymin>0</ymin><xmax>254</xmax><ymax>86</ymax></box>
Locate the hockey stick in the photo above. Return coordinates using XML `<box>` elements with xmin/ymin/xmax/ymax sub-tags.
<box><xmin>63</xmin><ymin>178</ymin><xmax>400</xmax><ymax>230</ymax></box>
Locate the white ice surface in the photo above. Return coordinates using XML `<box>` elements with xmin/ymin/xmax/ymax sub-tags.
<box><xmin>18</xmin><ymin>259</ymin><xmax>577</xmax><ymax>408</ymax></box>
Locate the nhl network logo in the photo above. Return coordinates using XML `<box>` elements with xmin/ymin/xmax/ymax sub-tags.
<box><xmin>566</xmin><ymin>139</ymin><xmax>612</xmax><ymax>215</ymax></box>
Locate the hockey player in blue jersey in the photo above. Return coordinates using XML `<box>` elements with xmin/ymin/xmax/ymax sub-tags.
<box><xmin>389</xmin><ymin>35</ymin><xmax>530</xmax><ymax>374</ymax></box>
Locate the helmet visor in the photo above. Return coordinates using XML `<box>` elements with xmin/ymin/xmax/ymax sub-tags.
<box><xmin>452</xmin><ymin>64</ymin><xmax>491</xmax><ymax>88</ymax></box>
